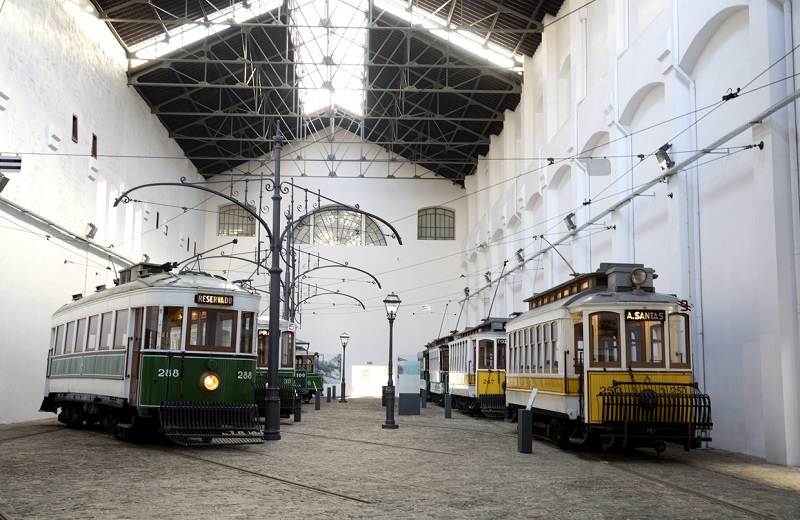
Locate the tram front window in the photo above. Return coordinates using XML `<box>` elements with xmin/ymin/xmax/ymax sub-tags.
<box><xmin>478</xmin><ymin>340</ymin><xmax>493</xmax><ymax>369</ymax></box>
<box><xmin>668</xmin><ymin>313</ymin><xmax>691</xmax><ymax>368</ymax></box>
<box><xmin>281</xmin><ymin>332</ymin><xmax>294</xmax><ymax>368</ymax></box>
<box><xmin>240</xmin><ymin>311</ymin><xmax>255</xmax><ymax>354</ymax></box>
<box><xmin>162</xmin><ymin>307</ymin><xmax>183</xmax><ymax>350</ymax></box>
<box><xmin>626</xmin><ymin>319</ymin><xmax>665</xmax><ymax>368</ymax></box>
<box><xmin>187</xmin><ymin>308</ymin><xmax>236</xmax><ymax>352</ymax></box>
<box><xmin>590</xmin><ymin>312</ymin><xmax>620</xmax><ymax>368</ymax></box>
<box><xmin>257</xmin><ymin>330</ymin><xmax>269</xmax><ymax>366</ymax></box>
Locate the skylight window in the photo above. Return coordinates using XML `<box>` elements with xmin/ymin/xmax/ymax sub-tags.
<box><xmin>124</xmin><ymin>0</ymin><xmax>518</xmax><ymax>116</ymax></box>
<box><xmin>127</xmin><ymin>0</ymin><xmax>281</xmax><ymax>66</ymax></box>
<box><xmin>374</xmin><ymin>0</ymin><xmax>521</xmax><ymax>71</ymax></box>
<box><xmin>291</xmin><ymin>0</ymin><xmax>367</xmax><ymax>116</ymax></box>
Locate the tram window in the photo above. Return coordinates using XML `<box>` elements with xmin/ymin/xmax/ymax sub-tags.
<box><xmin>589</xmin><ymin>312</ymin><xmax>620</xmax><ymax>368</ymax></box>
<box><xmin>257</xmin><ymin>330</ymin><xmax>269</xmax><ymax>366</ymax></box>
<box><xmin>75</xmin><ymin>318</ymin><xmax>86</xmax><ymax>353</ymax></box>
<box><xmin>543</xmin><ymin>324</ymin><xmax>551</xmax><ymax>373</ymax></box>
<box><xmin>551</xmin><ymin>322</ymin><xmax>558</xmax><ymax>372</ymax></box>
<box><xmin>113</xmin><ymin>310</ymin><xmax>128</xmax><ymax>349</ymax></box>
<box><xmin>523</xmin><ymin>339</ymin><xmax>529</xmax><ymax>372</ymax></box>
<box><xmin>281</xmin><ymin>332</ymin><xmax>295</xmax><ymax>368</ymax></box>
<box><xmin>98</xmin><ymin>312</ymin><xmax>113</xmax><ymax>350</ymax></box>
<box><xmin>64</xmin><ymin>321</ymin><xmax>74</xmax><ymax>354</ymax></box>
<box><xmin>626</xmin><ymin>317</ymin><xmax>666</xmax><ymax>368</ymax></box>
<box><xmin>86</xmin><ymin>315</ymin><xmax>99</xmax><ymax>351</ymax></box>
<box><xmin>187</xmin><ymin>308</ymin><xmax>236</xmax><ymax>352</ymax></box>
<box><xmin>668</xmin><ymin>313</ymin><xmax>691</xmax><ymax>368</ymax></box>
<box><xmin>523</xmin><ymin>330</ymin><xmax>529</xmax><ymax>372</ymax></box>
<box><xmin>497</xmin><ymin>340</ymin><xmax>506</xmax><ymax>369</ymax></box>
<box><xmin>541</xmin><ymin>323</ymin><xmax>551</xmax><ymax>373</ymax></box>
<box><xmin>239</xmin><ymin>312</ymin><xmax>254</xmax><ymax>354</ymax></box>
<box><xmin>574</xmin><ymin>322</ymin><xmax>584</xmax><ymax>371</ymax></box>
<box><xmin>441</xmin><ymin>349</ymin><xmax>449</xmax><ymax>371</ymax></box>
<box><xmin>651</xmin><ymin>325</ymin><xmax>664</xmax><ymax>363</ymax></box>
<box><xmin>144</xmin><ymin>307</ymin><xmax>159</xmax><ymax>349</ymax></box>
<box><xmin>163</xmin><ymin>307</ymin><xmax>184</xmax><ymax>350</ymax></box>
<box><xmin>55</xmin><ymin>324</ymin><xmax>65</xmax><ymax>355</ymax></box>
<box><xmin>627</xmin><ymin>321</ymin><xmax>644</xmax><ymax>363</ymax></box>
<box><xmin>536</xmin><ymin>324</ymin><xmax>543</xmax><ymax>372</ymax></box>
<box><xmin>478</xmin><ymin>340</ymin><xmax>493</xmax><ymax>369</ymax></box>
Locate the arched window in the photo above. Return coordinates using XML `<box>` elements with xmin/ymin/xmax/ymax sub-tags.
<box><xmin>217</xmin><ymin>203</ymin><xmax>256</xmax><ymax>237</ymax></box>
<box><xmin>292</xmin><ymin>205</ymin><xmax>387</xmax><ymax>246</ymax></box>
<box><xmin>417</xmin><ymin>207</ymin><xmax>455</xmax><ymax>240</ymax></box>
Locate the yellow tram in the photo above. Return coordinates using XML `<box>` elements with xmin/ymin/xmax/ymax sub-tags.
<box><xmin>447</xmin><ymin>318</ymin><xmax>507</xmax><ymax>417</ymax></box>
<box><xmin>505</xmin><ymin>263</ymin><xmax>712</xmax><ymax>452</ymax></box>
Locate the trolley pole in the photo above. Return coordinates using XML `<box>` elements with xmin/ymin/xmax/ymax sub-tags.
<box><xmin>264</xmin><ymin>125</ymin><xmax>283</xmax><ymax>441</ymax></box>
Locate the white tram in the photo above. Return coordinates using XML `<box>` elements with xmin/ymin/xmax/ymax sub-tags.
<box><xmin>40</xmin><ymin>262</ymin><xmax>263</xmax><ymax>445</ymax></box>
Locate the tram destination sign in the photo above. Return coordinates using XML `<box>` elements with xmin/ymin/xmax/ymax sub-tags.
<box><xmin>195</xmin><ymin>293</ymin><xmax>234</xmax><ymax>306</ymax></box>
<box><xmin>625</xmin><ymin>309</ymin><xmax>666</xmax><ymax>321</ymax></box>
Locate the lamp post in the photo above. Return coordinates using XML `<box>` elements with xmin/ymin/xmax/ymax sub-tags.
<box><xmin>339</xmin><ymin>332</ymin><xmax>349</xmax><ymax>403</ymax></box>
<box><xmin>264</xmin><ymin>126</ymin><xmax>284</xmax><ymax>441</ymax></box>
<box><xmin>382</xmin><ymin>292</ymin><xmax>400</xmax><ymax>429</ymax></box>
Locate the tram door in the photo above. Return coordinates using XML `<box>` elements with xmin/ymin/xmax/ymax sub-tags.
<box><xmin>129</xmin><ymin>308</ymin><xmax>144</xmax><ymax>406</ymax></box>
<box><xmin>573</xmin><ymin>321</ymin><xmax>585</xmax><ymax>417</ymax></box>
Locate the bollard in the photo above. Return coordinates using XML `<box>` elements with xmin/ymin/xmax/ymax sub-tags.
<box><xmin>315</xmin><ymin>391</ymin><xmax>320</xmax><ymax>410</ymax></box>
<box><xmin>420</xmin><ymin>389</ymin><xmax>427</xmax><ymax>409</ymax></box>
<box><xmin>517</xmin><ymin>409</ymin><xmax>533</xmax><ymax>453</ymax></box>
<box><xmin>327</xmin><ymin>387</ymin><xmax>331</xmax><ymax>403</ymax></box>
<box><xmin>444</xmin><ymin>394</ymin><xmax>452</xmax><ymax>419</ymax></box>
<box><xmin>294</xmin><ymin>391</ymin><xmax>302</xmax><ymax>422</ymax></box>
<box><xmin>332</xmin><ymin>386</ymin><xmax>336</xmax><ymax>400</ymax></box>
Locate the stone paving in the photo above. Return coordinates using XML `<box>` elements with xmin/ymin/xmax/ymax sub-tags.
<box><xmin>1</xmin><ymin>397</ymin><xmax>799</xmax><ymax>519</ymax></box>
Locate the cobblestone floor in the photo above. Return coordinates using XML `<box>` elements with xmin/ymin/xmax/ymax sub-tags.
<box><xmin>1</xmin><ymin>397</ymin><xmax>799</xmax><ymax>519</ymax></box>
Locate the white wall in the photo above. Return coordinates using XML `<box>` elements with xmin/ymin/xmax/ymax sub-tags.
<box><xmin>460</xmin><ymin>0</ymin><xmax>800</xmax><ymax>466</ymax></box>
<box><xmin>0</xmin><ymin>0</ymin><xmax>206</xmax><ymax>423</ymax></box>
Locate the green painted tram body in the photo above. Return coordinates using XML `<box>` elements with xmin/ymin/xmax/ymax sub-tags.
<box><xmin>254</xmin><ymin>367</ymin><xmax>299</xmax><ymax>417</ymax></box>
<box><xmin>305</xmin><ymin>374</ymin><xmax>323</xmax><ymax>395</ymax></box>
<box><xmin>49</xmin><ymin>351</ymin><xmax>126</xmax><ymax>379</ymax></box>
<box><xmin>254</xmin><ymin>367</ymin><xmax>297</xmax><ymax>390</ymax></box>
<box><xmin>138</xmin><ymin>355</ymin><xmax>256</xmax><ymax>407</ymax></box>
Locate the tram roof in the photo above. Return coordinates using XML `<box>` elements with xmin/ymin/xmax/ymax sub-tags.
<box><xmin>452</xmin><ymin>316</ymin><xmax>508</xmax><ymax>339</ymax></box>
<box><xmin>508</xmin><ymin>286</ymin><xmax>681</xmax><ymax>326</ymax></box>
<box><xmin>53</xmin><ymin>269</ymin><xmax>256</xmax><ymax>315</ymax></box>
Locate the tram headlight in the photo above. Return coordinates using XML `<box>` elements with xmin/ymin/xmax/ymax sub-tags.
<box><xmin>630</xmin><ymin>268</ymin><xmax>647</xmax><ymax>287</ymax></box>
<box><xmin>201</xmin><ymin>372</ymin><xmax>220</xmax><ymax>392</ymax></box>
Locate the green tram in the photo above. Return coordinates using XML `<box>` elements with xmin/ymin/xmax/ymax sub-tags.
<box><xmin>255</xmin><ymin>317</ymin><xmax>301</xmax><ymax>418</ymax></box>
<box><xmin>40</xmin><ymin>262</ymin><xmax>263</xmax><ymax>445</ymax></box>
<box><xmin>295</xmin><ymin>341</ymin><xmax>323</xmax><ymax>402</ymax></box>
